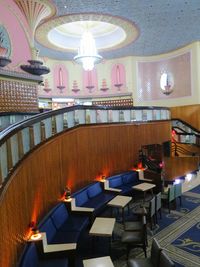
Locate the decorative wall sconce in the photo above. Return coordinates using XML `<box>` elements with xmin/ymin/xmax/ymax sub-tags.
<box><xmin>86</xmin><ymin>71</ymin><xmax>94</xmax><ymax>93</ymax></box>
<box><xmin>72</xmin><ymin>80</ymin><xmax>80</xmax><ymax>93</ymax></box>
<box><xmin>100</xmin><ymin>79</ymin><xmax>109</xmax><ymax>92</ymax></box>
<box><xmin>43</xmin><ymin>79</ymin><xmax>51</xmax><ymax>93</ymax></box>
<box><xmin>64</xmin><ymin>187</ymin><xmax>71</xmax><ymax>201</ymax></box>
<box><xmin>114</xmin><ymin>65</ymin><xmax>123</xmax><ymax>91</ymax></box>
<box><xmin>133</xmin><ymin>162</ymin><xmax>147</xmax><ymax>172</ymax></box>
<box><xmin>29</xmin><ymin>221</ymin><xmax>42</xmax><ymax>240</ymax></box>
<box><xmin>101</xmin><ymin>175</ymin><xmax>106</xmax><ymax>182</ymax></box>
<box><xmin>57</xmin><ymin>67</ymin><xmax>65</xmax><ymax>93</ymax></box>
<box><xmin>160</xmin><ymin>72</ymin><xmax>174</xmax><ymax>95</ymax></box>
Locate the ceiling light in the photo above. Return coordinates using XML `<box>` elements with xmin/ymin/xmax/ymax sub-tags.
<box><xmin>73</xmin><ymin>31</ymin><xmax>102</xmax><ymax>71</ymax></box>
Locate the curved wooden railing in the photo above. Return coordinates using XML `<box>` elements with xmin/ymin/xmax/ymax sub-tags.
<box><xmin>0</xmin><ymin>105</ymin><xmax>170</xmax><ymax>191</ymax></box>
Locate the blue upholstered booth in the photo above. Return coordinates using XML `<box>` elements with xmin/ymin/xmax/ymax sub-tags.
<box><xmin>39</xmin><ymin>203</ymin><xmax>89</xmax><ymax>244</ymax></box>
<box><xmin>72</xmin><ymin>181</ymin><xmax>115</xmax><ymax>216</ymax></box>
<box><xmin>107</xmin><ymin>171</ymin><xmax>140</xmax><ymax>195</ymax></box>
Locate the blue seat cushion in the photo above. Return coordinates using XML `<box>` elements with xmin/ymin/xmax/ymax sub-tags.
<box><xmin>58</xmin><ymin>214</ymin><xmax>89</xmax><ymax>232</ymax></box>
<box><xmin>87</xmin><ymin>182</ymin><xmax>102</xmax><ymax>198</ymax></box>
<box><xmin>39</xmin><ymin>259</ymin><xmax>68</xmax><ymax>267</ymax></box>
<box><xmin>51</xmin><ymin>230</ymin><xmax>80</xmax><ymax>244</ymax></box>
<box><xmin>39</xmin><ymin>218</ymin><xmax>57</xmax><ymax>243</ymax></box>
<box><xmin>39</xmin><ymin>217</ymin><xmax>79</xmax><ymax>243</ymax></box>
<box><xmin>122</xmin><ymin>172</ymin><xmax>138</xmax><ymax>185</ymax></box>
<box><xmin>74</xmin><ymin>189</ymin><xmax>89</xmax><ymax>206</ymax></box>
<box><xmin>84</xmin><ymin>193</ymin><xmax>114</xmax><ymax>209</ymax></box>
<box><xmin>109</xmin><ymin>175</ymin><xmax>122</xmax><ymax>188</ymax></box>
<box><xmin>51</xmin><ymin>204</ymin><xmax>69</xmax><ymax>229</ymax></box>
<box><xmin>20</xmin><ymin>244</ymin><xmax>39</xmax><ymax>267</ymax></box>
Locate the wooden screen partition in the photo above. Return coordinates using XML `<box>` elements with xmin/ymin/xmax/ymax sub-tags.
<box><xmin>170</xmin><ymin>104</ymin><xmax>200</xmax><ymax>131</ymax></box>
<box><xmin>0</xmin><ymin>121</ymin><xmax>171</xmax><ymax>267</ymax></box>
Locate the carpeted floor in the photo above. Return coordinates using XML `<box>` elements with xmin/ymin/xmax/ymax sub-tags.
<box><xmin>77</xmin><ymin>186</ymin><xmax>200</xmax><ymax>267</ymax></box>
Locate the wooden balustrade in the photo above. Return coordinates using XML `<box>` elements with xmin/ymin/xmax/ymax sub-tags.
<box><xmin>0</xmin><ymin>105</ymin><xmax>170</xmax><ymax>188</ymax></box>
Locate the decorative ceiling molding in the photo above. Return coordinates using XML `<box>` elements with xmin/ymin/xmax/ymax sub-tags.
<box><xmin>14</xmin><ymin>0</ymin><xmax>56</xmax><ymax>38</ymax></box>
<box><xmin>35</xmin><ymin>13</ymin><xmax>139</xmax><ymax>52</ymax></box>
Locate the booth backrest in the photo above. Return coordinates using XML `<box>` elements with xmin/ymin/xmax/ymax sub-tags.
<box><xmin>20</xmin><ymin>244</ymin><xmax>38</xmax><ymax>267</ymax></box>
<box><xmin>107</xmin><ymin>171</ymin><xmax>139</xmax><ymax>188</ymax></box>
<box><xmin>50</xmin><ymin>204</ymin><xmax>69</xmax><ymax>229</ymax></box>
<box><xmin>72</xmin><ymin>182</ymin><xmax>103</xmax><ymax>206</ymax></box>
<box><xmin>122</xmin><ymin>172</ymin><xmax>138</xmax><ymax>184</ymax></box>
<box><xmin>108</xmin><ymin>175</ymin><xmax>122</xmax><ymax>187</ymax></box>
<box><xmin>39</xmin><ymin>217</ymin><xmax>57</xmax><ymax>243</ymax></box>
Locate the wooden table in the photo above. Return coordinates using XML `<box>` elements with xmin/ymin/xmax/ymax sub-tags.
<box><xmin>83</xmin><ymin>256</ymin><xmax>114</xmax><ymax>267</ymax></box>
<box><xmin>132</xmin><ymin>182</ymin><xmax>156</xmax><ymax>202</ymax></box>
<box><xmin>107</xmin><ymin>195</ymin><xmax>132</xmax><ymax>224</ymax></box>
<box><xmin>89</xmin><ymin>217</ymin><xmax>116</xmax><ymax>253</ymax></box>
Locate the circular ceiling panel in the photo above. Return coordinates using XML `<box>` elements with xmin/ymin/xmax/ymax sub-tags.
<box><xmin>36</xmin><ymin>13</ymin><xmax>139</xmax><ymax>53</ymax></box>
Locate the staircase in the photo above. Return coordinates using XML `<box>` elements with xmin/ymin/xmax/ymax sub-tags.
<box><xmin>171</xmin><ymin>119</ymin><xmax>200</xmax><ymax>157</ymax></box>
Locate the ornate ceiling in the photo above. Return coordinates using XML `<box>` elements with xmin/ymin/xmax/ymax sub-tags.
<box><xmin>34</xmin><ymin>0</ymin><xmax>200</xmax><ymax>61</ymax></box>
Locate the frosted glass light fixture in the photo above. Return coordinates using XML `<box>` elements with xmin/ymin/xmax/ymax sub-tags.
<box><xmin>160</xmin><ymin>72</ymin><xmax>174</xmax><ymax>95</ymax></box>
<box><xmin>74</xmin><ymin>31</ymin><xmax>102</xmax><ymax>71</ymax></box>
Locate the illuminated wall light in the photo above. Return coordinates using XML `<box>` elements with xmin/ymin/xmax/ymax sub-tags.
<box><xmin>29</xmin><ymin>221</ymin><xmax>42</xmax><ymax>240</ymax></box>
<box><xmin>185</xmin><ymin>173</ymin><xmax>192</xmax><ymax>182</ymax></box>
<box><xmin>174</xmin><ymin>178</ymin><xmax>181</xmax><ymax>184</ymax></box>
<box><xmin>101</xmin><ymin>175</ymin><xmax>106</xmax><ymax>182</ymax></box>
<box><xmin>63</xmin><ymin>187</ymin><xmax>71</xmax><ymax>201</ymax></box>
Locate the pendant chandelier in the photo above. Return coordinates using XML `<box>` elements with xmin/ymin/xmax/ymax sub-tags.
<box><xmin>74</xmin><ymin>31</ymin><xmax>102</xmax><ymax>71</ymax></box>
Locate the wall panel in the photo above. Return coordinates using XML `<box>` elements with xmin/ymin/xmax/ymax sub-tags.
<box><xmin>0</xmin><ymin>122</ymin><xmax>171</xmax><ymax>267</ymax></box>
<box><xmin>164</xmin><ymin>156</ymin><xmax>199</xmax><ymax>181</ymax></box>
<box><xmin>170</xmin><ymin>104</ymin><xmax>200</xmax><ymax>130</ymax></box>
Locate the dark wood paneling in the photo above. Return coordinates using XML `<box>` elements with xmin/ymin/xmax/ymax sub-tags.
<box><xmin>0</xmin><ymin>121</ymin><xmax>171</xmax><ymax>267</ymax></box>
<box><xmin>164</xmin><ymin>156</ymin><xmax>199</xmax><ymax>181</ymax></box>
<box><xmin>170</xmin><ymin>104</ymin><xmax>200</xmax><ymax>130</ymax></box>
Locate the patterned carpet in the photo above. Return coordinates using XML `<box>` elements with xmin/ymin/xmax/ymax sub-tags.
<box><xmin>112</xmin><ymin>188</ymin><xmax>200</xmax><ymax>267</ymax></box>
<box><xmin>77</xmin><ymin>185</ymin><xmax>200</xmax><ymax>267</ymax></box>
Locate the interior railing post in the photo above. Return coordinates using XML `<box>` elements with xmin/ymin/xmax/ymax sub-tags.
<box><xmin>17</xmin><ymin>131</ymin><xmax>24</xmax><ymax>160</ymax></box>
<box><xmin>6</xmin><ymin>138</ymin><xmax>13</xmax><ymax>174</ymax></box>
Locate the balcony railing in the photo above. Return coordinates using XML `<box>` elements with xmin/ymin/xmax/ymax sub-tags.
<box><xmin>172</xmin><ymin>119</ymin><xmax>200</xmax><ymax>146</ymax></box>
<box><xmin>0</xmin><ymin>105</ymin><xmax>170</xmax><ymax>190</ymax></box>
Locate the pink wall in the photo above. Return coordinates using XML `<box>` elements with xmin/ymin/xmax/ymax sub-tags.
<box><xmin>1</xmin><ymin>0</ymin><xmax>32</xmax><ymax>71</ymax></box>
<box><xmin>137</xmin><ymin>52</ymin><xmax>192</xmax><ymax>101</ymax></box>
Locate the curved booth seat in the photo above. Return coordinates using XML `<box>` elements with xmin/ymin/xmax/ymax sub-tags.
<box><xmin>39</xmin><ymin>203</ymin><xmax>89</xmax><ymax>244</ymax></box>
<box><xmin>106</xmin><ymin>171</ymin><xmax>141</xmax><ymax>195</ymax></box>
<box><xmin>72</xmin><ymin>181</ymin><xmax>116</xmax><ymax>218</ymax></box>
<box><xmin>18</xmin><ymin>173</ymin><xmax>142</xmax><ymax>267</ymax></box>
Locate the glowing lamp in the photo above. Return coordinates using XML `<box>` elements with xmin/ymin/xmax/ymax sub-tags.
<box><xmin>133</xmin><ymin>162</ymin><xmax>147</xmax><ymax>172</ymax></box>
<box><xmin>185</xmin><ymin>173</ymin><xmax>192</xmax><ymax>182</ymax></box>
<box><xmin>101</xmin><ymin>175</ymin><xmax>106</xmax><ymax>182</ymax></box>
<box><xmin>64</xmin><ymin>187</ymin><xmax>71</xmax><ymax>200</ymax></box>
<box><xmin>174</xmin><ymin>179</ymin><xmax>181</xmax><ymax>185</ymax></box>
<box><xmin>29</xmin><ymin>222</ymin><xmax>41</xmax><ymax>240</ymax></box>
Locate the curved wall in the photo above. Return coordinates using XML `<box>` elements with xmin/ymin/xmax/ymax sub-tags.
<box><xmin>0</xmin><ymin>121</ymin><xmax>171</xmax><ymax>267</ymax></box>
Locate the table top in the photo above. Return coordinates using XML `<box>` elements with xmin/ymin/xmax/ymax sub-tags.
<box><xmin>132</xmin><ymin>182</ymin><xmax>156</xmax><ymax>192</ymax></box>
<box><xmin>83</xmin><ymin>256</ymin><xmax>114</xmax><ymax>267</ymax></box>
<box><xmin>107</xmin><ymin>195</ymin><xmax>132</xmax><ymax>208</ymax></box>
<box><xmin>89</xmin><ymin>217</ymin><xmax>116</xmax><ymax>237</ymax></box>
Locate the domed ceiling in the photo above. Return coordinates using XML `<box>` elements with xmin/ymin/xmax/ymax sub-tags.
<box><xmin>35</xmin><ymin>0</ymin><xmax>200</xmax><ymax>60</ymax></box>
